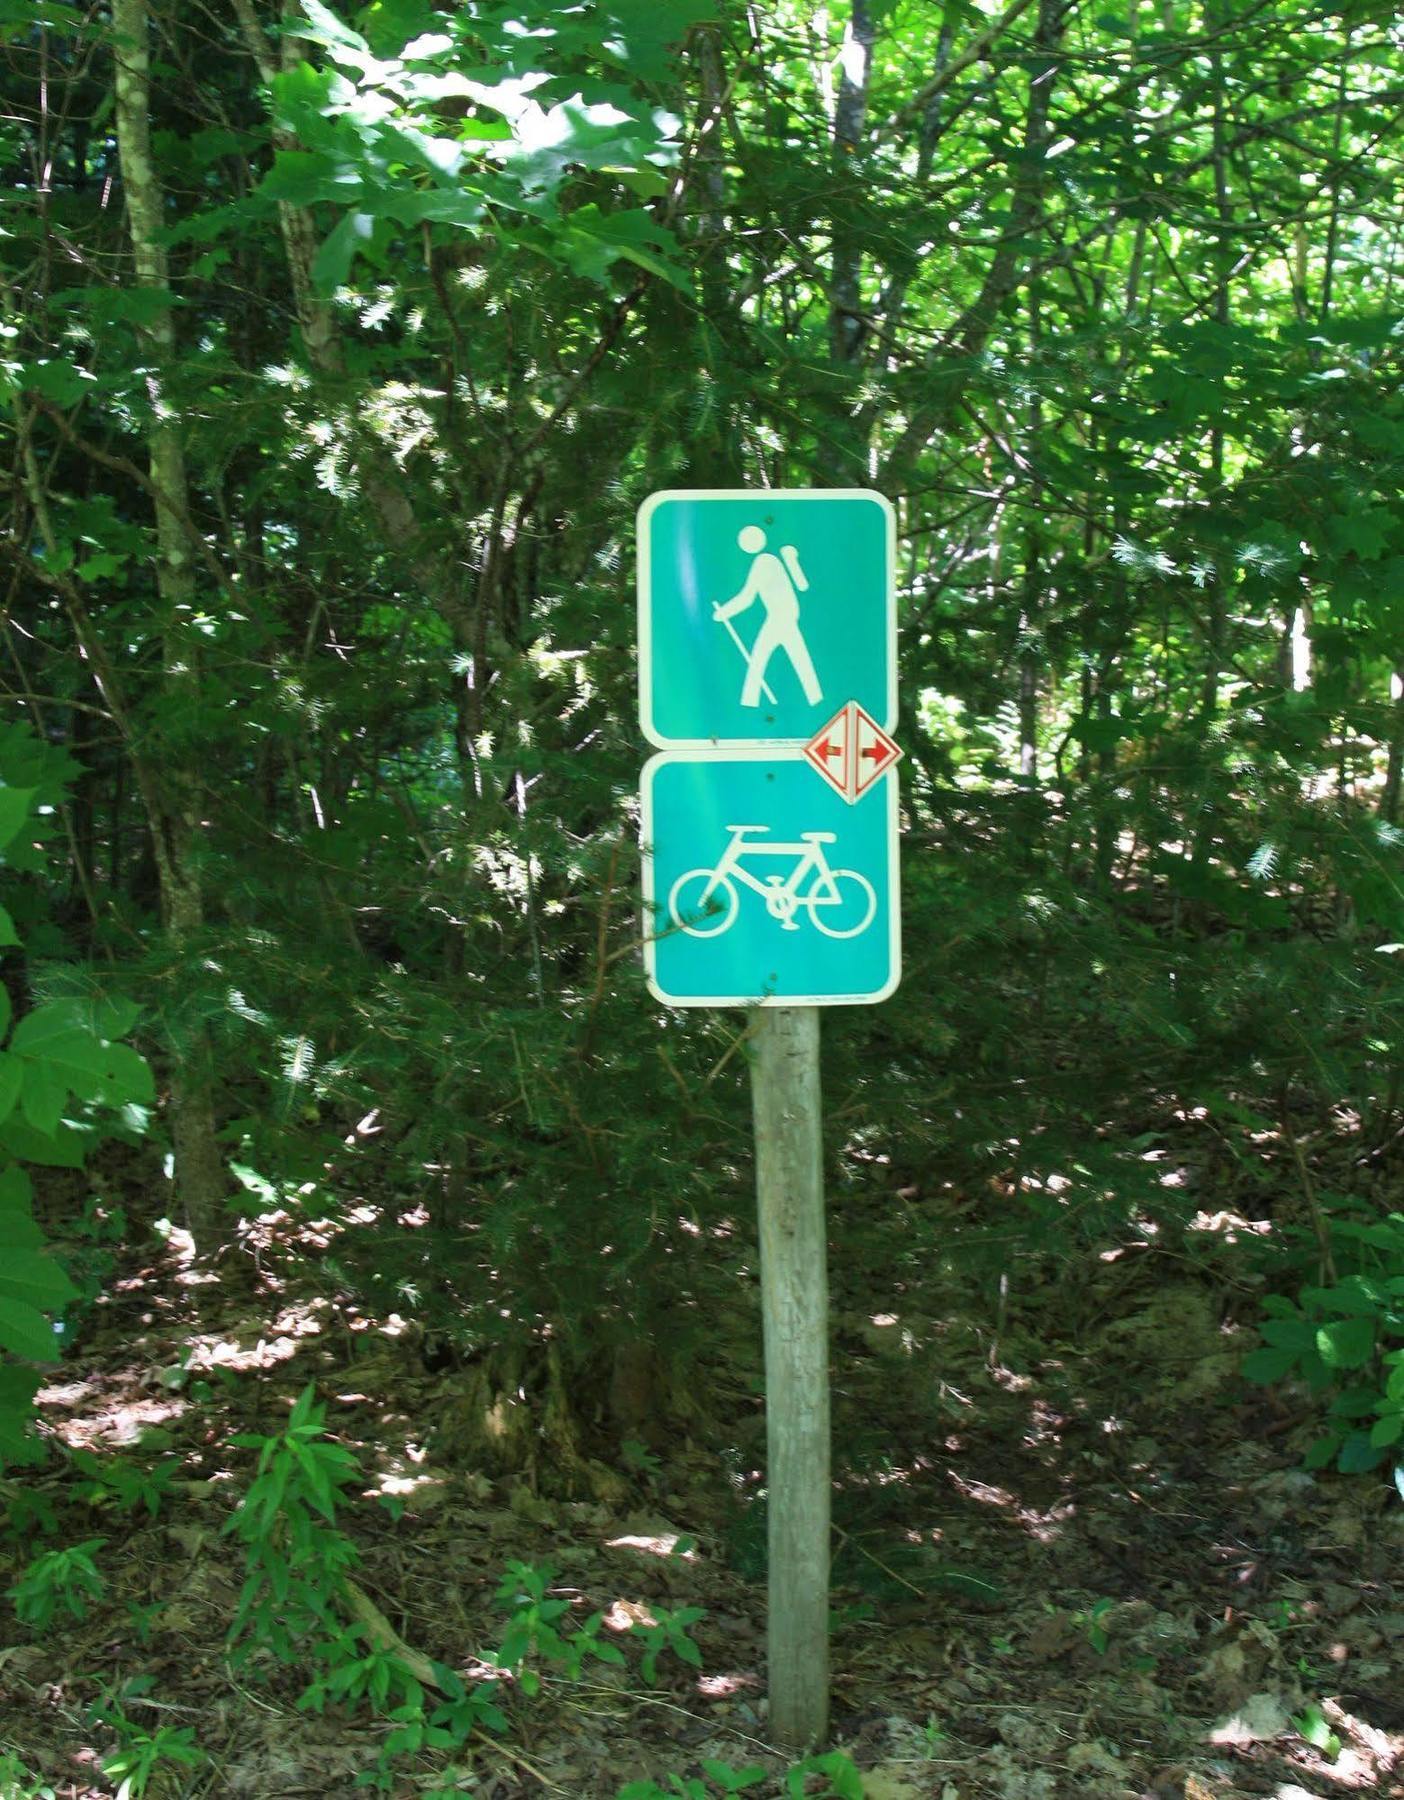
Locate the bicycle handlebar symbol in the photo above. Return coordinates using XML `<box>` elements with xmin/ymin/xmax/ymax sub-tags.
<box><xmin>668</xmin><ymin>824</ymin><xmax>877</xmax><ymax>940</ymax></box>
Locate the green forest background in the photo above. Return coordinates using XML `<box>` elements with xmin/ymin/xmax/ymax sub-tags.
<box><xmin>1</xmin><ymin>1</ymin><xmax>1403</xmax><ymax>1795</ymax></box>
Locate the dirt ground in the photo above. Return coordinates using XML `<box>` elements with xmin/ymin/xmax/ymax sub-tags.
<box><xmin>2</xmin><ymin>1181</ymin><xmax>1401</xmax><ymax>1800</ymax></box>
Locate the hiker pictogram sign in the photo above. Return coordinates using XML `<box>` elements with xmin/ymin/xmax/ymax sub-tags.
<box><xmin>803</xmin><ymin>701</ymin><xmax>902</xmax><ymax>804</ymax></box>
<box><xmin>637</xmin><ymin>489</ymin><xmax>895</xmax><ymax>748</ymax></box>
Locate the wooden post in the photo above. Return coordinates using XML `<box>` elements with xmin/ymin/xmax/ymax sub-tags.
<box><xmin>750</xmin><ymin>1003</ymin><xmax>829</xmax><ymax>1751</ymax></box>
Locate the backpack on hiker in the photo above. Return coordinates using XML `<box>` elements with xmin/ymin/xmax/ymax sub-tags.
<box><xmin>780</xmin><ymin>543</ymin><xmax>809</xmax><ymax>593</ymax></box>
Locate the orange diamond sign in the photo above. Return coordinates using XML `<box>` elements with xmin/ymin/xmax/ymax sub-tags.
<box><xmin>804</xmin><ymin>701</ymin><xmax>902</xmax><ymax>804</ymax></box>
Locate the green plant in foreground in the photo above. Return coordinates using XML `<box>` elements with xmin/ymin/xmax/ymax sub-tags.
<box><xmin>8</xmin><ymin>1537</ymin><xmax>105</xmax><ymax>1627</ymax></box>
<box><xmin>618</xmin><ymin>1759</ymin><xmax>767</xmax><ymax>1799</ymax></box>
<box><xmin>1243</xmin><ymin>1202</ymin><xmax>1404</xmax><ymax>1477</ymax></box>
<box><xmin>359</xmin><ymin>1664</ymin><xmax>510</xmax><ymax>1794</ymax></box>
<box><xmin>629</xmin><ymin>1602</ymin><xmax>706</xmax><ymax>1684</ymax></box>
<box><xmin>617</xmin><ymin>1753</ymin><xmax>865</xmax><ymax>1800</ymax></box>
<box><xmin>224</xmin><ymin>1383</ymin><xmax>361</xmax><ymax>1673</ymax></box>
<box><xmin>1072</xmin><ymin>1596</ymin><xmax>1114</xmax><ymax>1654</ymax></box>
<box><xmin>72</xmin><ymin>1449</ymin><xmax>180</xmax><ymax>1519</ymax></box>
<box><xmin>1293</xmin><ymin>1701</ymin><xmax>1342</xmax><ymax>1762</ymax></box>
<box><xmin>300</xmin><ymin>1626</ymin><xmax>425</xmax><ymax>1716</ymax></box>
<box><xmin>0</xmin><ymin>1482</ymin><xmax>57</xmax><ymax>1540</ymax></box>
<box><xmin>100</xmin><ymin>1725</ymin><xmax>204</xmax><ymax>1800</ymax></box>
<box><xmin>786</xmin><ymin>1752</ymin><xmax>864</xmax><ymax>1799</ymax></box>
<box><xmin>0</xmin><ymin>1746</ymin><xmax>56</xmax><ymax>1800</ymax></box>
<box><xmin>86</xmin><ymin>1680</ymin><xmax>204</xmax><ymax>1800</ymax></box>
<box><xmin>492</xmin><ymin>1559</ymin><xmax>628</xmax><ymax>1692</ymax></box>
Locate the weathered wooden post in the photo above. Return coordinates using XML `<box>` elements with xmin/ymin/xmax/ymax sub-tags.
<box><xmin>751</xmin><ymin>1003</ymin><xmax>829</xmax><ymax>1748</ymax></box>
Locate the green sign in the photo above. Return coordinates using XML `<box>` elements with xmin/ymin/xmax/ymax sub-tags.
<box><xmin>638</xmin><ymin>489</ymin><xmax>895</xmax><ymax>747</ymax></box>
<box><xmin>642</xmin><ymin>749</ymin><xmax>899</xmax><ymax>1007</ymax></box>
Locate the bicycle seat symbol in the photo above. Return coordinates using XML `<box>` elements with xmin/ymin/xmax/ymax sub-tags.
<box><xmin>668</xmin><ymin>824</ymin><xmax>877</xmax><ymax>940</ymax></box>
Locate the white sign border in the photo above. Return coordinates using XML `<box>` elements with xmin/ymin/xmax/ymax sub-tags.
<box><xmin>637</xmin><ymin>488</ymin><xmax>898</xmax><ymax>751</ymax></box>
<box><xmin>640</xmin><ymin>746</ymin><xmax>901</xmax><ymax>1009</ymax></box>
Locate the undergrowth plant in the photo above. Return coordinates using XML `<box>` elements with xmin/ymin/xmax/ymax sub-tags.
<box><xmin>224</xmin><ymin>1383</ymin><xmax>362</xmax><ymax>1675</ymax></box>
<box><xmin>618</xmin><ymin>1763</ymin><xmax>766</xmax><ymax>1800</ymax></box>
<box><xmin>7</xmin><ymin>1537</ymin><xmax>104</xmax><ymax>1628</ymax></box>
<box><xmin>630</xmin><ymin>1603</ymin><xmax>707</xmax><ymax>1684</ymax></box>
<box><xmin>71</xmin><ymin>1450</ymin><xmax>180</xmax><ymax>1519</ymax></box>
<box><xmin>1244</xmin><ymin>1196</ymin><xmax>1404</xmax><ymax>1477</ymax></box>
<box><xmin>0</xmin><ymin>725</ymin><xmax>153</xmax><ymax>1472</ymax></box>
<box><xmin>0</xmin><ymin>1746</ymin><xmax>55</xmax><ymax>1800</ymax></box>
<box><xmin>86</xmin><ymin>1679</ymin><xmax>205</xmax><ymax>1800</ymax></box>
<box><xmin>492</xmin><ymin>1557</ymin><xmax>627</xmax><ymax>1691</ymax></box>
<box><xmin>224</xmin><ymin>1393</ymin><xmax>731</xmax><ymax>1794</ymax></box>
<box><xmin>617</xmin><ymin>1752</ymin><xmax>864</xmax><ymax>1800</ymax></box>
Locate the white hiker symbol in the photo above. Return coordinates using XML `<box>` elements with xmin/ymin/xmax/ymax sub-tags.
<box><xmin>713</xmin><ymin>525</ymin><xmax>823</xmax><ymax>709</ymax></box>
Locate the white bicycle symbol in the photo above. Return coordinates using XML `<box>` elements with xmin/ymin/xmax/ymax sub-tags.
<box><xmin>668</xmin><ymin>824</ymin><xmax>876</xmax><ymax>940</ymax></box>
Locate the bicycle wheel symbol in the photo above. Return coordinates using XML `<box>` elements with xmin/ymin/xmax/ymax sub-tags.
<box><xmin>668</xmin><ymin>870</ymin><xmax>739</xmax><ymax>938</ymax></box>
<box><xmin>806</xmin><ymin>868</ymin><xmax>876</xmax><ymax>938</ymax></box>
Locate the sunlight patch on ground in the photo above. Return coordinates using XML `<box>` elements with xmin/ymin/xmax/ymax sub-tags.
<box><xmin>697</xmin><ymin>1672</ymin><xmax>759</xmax><ymax>1698</ymax></box>
<box><xmin>365</xmin><ymin>1466</ymin><xmax>449</xmax><ymax>1513</ymax></box>
<box><xmin>182</xmin><ymin>1301</ymin><xmax>325</xmax><ymax>1374</ymax></box>
<box><xmin>39</xmin><ymin>1383</ymin><xmax>186</xmax><ymax>1450</ymax></box>
<box><xmin>603</xmin><ymin>1598</ymin><xmax>656</xmax><ymax>1632</ymax></box>
<box><xmin>1022</xmin><ymin>1399</ymin><xmax>1066</xmax><ymax>1448</ymax></box>
<box><xmin>947</xmin><ymin>1470</ymin><xmax>1071</xmax><ymax>1541</ymax></box>
<box><xmin>1188</xmin><ymin>1208</ymin><xmax>1272</xmax><ymax>1239</ymax></box>
<box><xmin>606</xmin><ymin>1533</ymin><xmax>696</xmax><ymax>1560</ymax></box>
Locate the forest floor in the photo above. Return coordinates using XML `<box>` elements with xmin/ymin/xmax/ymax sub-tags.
<box><xmin>2</xmin><ymin>1154</ymin><xmax>1401</xmax><ymax>1800</ymax></box>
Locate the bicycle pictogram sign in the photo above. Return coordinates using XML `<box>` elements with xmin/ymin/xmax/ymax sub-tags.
<box><xmin>669</xmin><ymin>824</ymin><xmax>877</xmax><ymax>941</ymax></box>
<box><xmin>641</xmin><ymin>750</ymin><xmax>898</xmax><ymax>1007</ymax></box>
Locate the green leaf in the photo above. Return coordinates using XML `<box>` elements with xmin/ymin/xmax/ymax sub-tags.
<box><xmin>1368</xmin><ymin>1412</ymin><xmax>1404</xmax><ymax>1449</ymax></box>
<box><xmin>1241</xmin><ymin>1346</ymin><xmax>1298</xmax><ymax>1383</ymax></box>
<box><xmin>285</xmin><ymin>0</ymin><xmax>371</xmax><ymax>60</ymax></box>
<box><xmin>0</xmin><ymin>786</ymin><xmax>35</xmax><ymax>852</ymax></box>
<box><xmin>1337</xmin><ymin>1431</ymin><xmax>1385</xmax><ymax>1474</ymax></box>
<box><xmin>1328</xmin><ymin>505</ymin><xmax>1390</xmax><ymax>561</ymax></box>
<box><xmin>260</xmin><ymin>151</ymin><xmax>367</xmax><ymax>207</ymax></box>
<box><xmin>11</xmin><ymin>1004</ymin><xmax>153</xmax><ymax>1106</ymax></box>
<box><xmin>0</xmin><ymin>1160</ymin><xmax>33</xmax><ymax>1217</ymax></box>
<box><xmin>0</xmin><ymin>1293</ymin><xmax>60</xmax><ymax>1361</ymax></box>
<box><xmin>0</xmin><ymin>1249</ymin><xmax>78</xmax><ymax>1309</ymax></box>
<box><xmin>1294</xmin><ymin>1702</ymin><xmax>1340</xmax><ymax>1757</ymax></box>
<box><xmin>21</xmin><ymin>361</ymin><xmax>91</xmax><ymax>407</ymax></box>
<box><xmin>596</xmin><ymin>0</ymin><xmax>719</xmax><ymax>81</ymax></box>
<box><xmin>1316</xmin><ymin>1316</ymin><xmax>1375</xmax><ymax>1370</ymax></box>
<box><xmin>312</xmin><ymin>210</ymin><xmax>376</xmax><ymax>293</ymax></box>
<box><xmin>700</xmin><ymin>1763</ymin><xmax>766</xmax><ymax>1793</ymax></box>
<box><xmin>20</xmin><ymin>1062</ymin><xmax>66</xmax><ymax>1137</ymax></box>
<box><xmin>0</xmin><ymin>1363</ymin><xmax>44</xmax><ymax>1468</ymax></box>
<box><xmin>0</xmin><ymin>903</ymin><xmax>18</xmax><ymax>948</ymax></box>
<box><xmin>557</xmin><ymin>205</ymin><xmax>691</xmax><ymax>292</ymax></box>
<box><xmin>75</xmin><ymin>551</ymin><xmax>124</xmax><ymax>581</ymax></box>
<box><xmin>0</xmin><ymin>1114</ymin><xmax>88</xmax><ymax>1167</ymax></box>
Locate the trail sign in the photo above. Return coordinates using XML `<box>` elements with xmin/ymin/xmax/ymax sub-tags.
<box><xmin>803</xmin><ymin>701</ymin><xmax>902</xmax><ymax>803</ymax></box>
<box><xmin>635</xmin><ymin>487</ymin><xmax>903</xmax><ymax>1751</ymax></box>
<box><xmin>638</xmin><ymin>489</ymin><xmax>895</xmax><ymax>747</ymax></box>
<box><xmin>641</xmin><ymin>748</ymin><xmax>899</xmax><ymax>1008</ymax></box>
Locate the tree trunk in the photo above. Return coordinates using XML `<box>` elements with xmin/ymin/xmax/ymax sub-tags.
<box><xmin>112</xmin><ymin>0</ymin><xmax>226</xmax><ymax>1233</ymax></box>
<box><xmin>1382</xmin><ymin>672</ymin><xmax>1404</xmax><ymax>825</ymax></box>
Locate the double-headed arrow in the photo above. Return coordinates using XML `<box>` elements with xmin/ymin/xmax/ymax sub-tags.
<box><xmin>803</xmin><ymin>700</ymin><xmax>901</xmax><ymax>803</ymax></box>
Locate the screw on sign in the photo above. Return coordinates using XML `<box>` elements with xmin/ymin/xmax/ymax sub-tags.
<box><xmin>636</xmin><ymin>489</ymin><xmax>902</xmax><ymax>1751</ymax></box>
